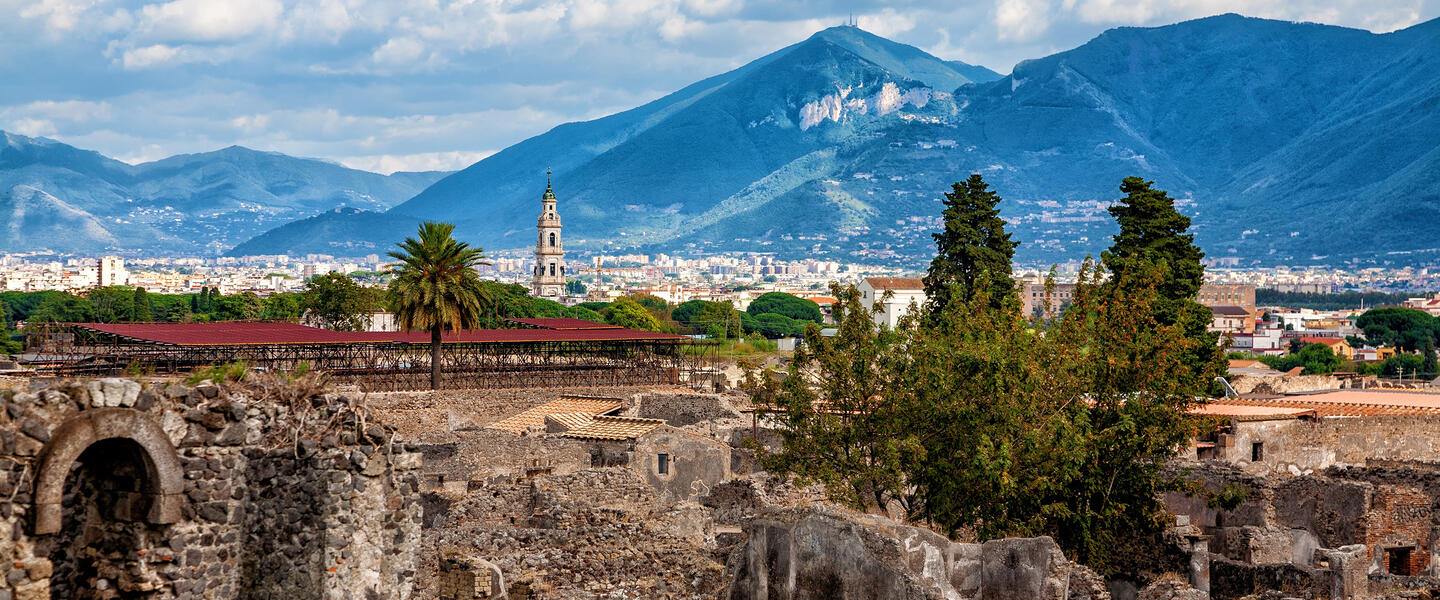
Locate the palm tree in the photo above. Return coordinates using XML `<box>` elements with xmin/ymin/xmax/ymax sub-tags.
<box><xmin>387</xmin><ymin>222</ymin><xmax>490</xmax><ymax>389</ymax></box>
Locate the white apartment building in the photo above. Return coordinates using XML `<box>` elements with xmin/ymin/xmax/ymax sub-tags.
<box><xmin>98</xmin><ymin>256</ymin><xmax>128</xmax><ymax>287</ymax></box>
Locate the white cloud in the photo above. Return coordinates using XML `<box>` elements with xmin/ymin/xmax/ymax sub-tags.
<box><xmin>120</xmin><ymin>44</ymin><xmax>181</xmax><ymax>68</ymax></box>
<box><xmin>19</xmin><ymin>0</ymin><xmax>94</xmax><ymax>31</ymax></box>
<box><xmin>995</xmin><ymin>0</ymin><xmax>1054</xmax><ymax>41</ymax></box>
<box><xmin>138</xmin><ymin>0</ymin><xmax>283</xmax><ymax>42</ymax></box>
<box><xmin>5</xmin><ymin>99</ymin><xmax>113</xmax><ymax>123</ymax></box>
<box><xmin>339</xmin><ymin>151</ymin><xmax>496</xmax><ymax>175</ymax></box>
<box><xmin>7</xmin><ymin>118</ymin><xmax>58</xmax><ymax>137</ymax></box>
<box><xmin>372</xmin><ymin>37</ymin><xmax>427</xmax><ymax>65</ymax></box>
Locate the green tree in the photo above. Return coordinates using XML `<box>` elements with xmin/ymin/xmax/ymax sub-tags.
<box><xmin>1</xmin><ymin>291</ymin><xmax>64</xmax><ymax>322</ymax></box>
<box><xmin>753</xmin><ymin>263</ymin><xmax>1207</xmax><ymax>571</ymax></box>
<box><xmin>1380</xmin><ymin>352</ymin><xmax>1435</xmax><ymax>378</ymax></box>
<box><xmin>1354</xmin><ymin>307</ymin><xmax>1438</xmax><ymax>352</ymax></box>
<box><xmin>576</xmin><ymin>301</ymin><xmax>610</xmax><ymax>313</ymax></box>
<box><xmin>566</xmin><ymin>279</ymin><xmax>587</xmax><ymax>296</ymax></box>
<box><xmin>89</xmin><ymin>286</ymin><xmax>135</xmax><ymax>323</ymax></box>
<box><xmin>746</xmin><ymin>292</ymin><xmax>822</xmax><ymax>324</ymax></box>
<box><xmin>212</xmin><ymin>292</ymin><xmax>264</xmax><ymax>321</ymax></box>
<box><xmin>753</xmin><ymin>313</ymin><xmax>805</xmax><ymax>338</ymax></box>
<box><xmin>604</xmin><ymin>298</ymin><xmax>665</xmax><ymax>332</ymax></box>
<box><xmin>674</xmin><ymin>299</ymin><xmax>744</xmax><ymax>337</ymax></box>
<box><xmin>566</xmin><ymin>306</ymin><xmax>605</xmax><ymax>323</ymax></box>
<box><xmin>132</xmin><ymin>288</ymin><xmax>153</xmax><ymax>322</ymax></box>
<box><xmin>0</xmin><ymin>298</ymin><xmax>12</xmax><ymax>330</ymax></box>
<box><xmin>261</xmin><ymin>294</ymin><xmax>302</xmax><ymax>322</ymax></box>
<box><xmin>922</xmin><ymin>174</ymin><xmax>1018</xmax><ymax>317</ymax></box>
<box><xmin>1261</xmin><ymin>343</ymin><xmax>1341</xmax><ymax>374</ymax></box>
<box><xmin>29</xmin><ymin>294</ymin><xmax>93</xmax><ymax>323</ymax></box>
<box><xmin>388</xmin><ymin>221</ymin><xmax>491</xmax><ymax>390</ymax></box>
<box><xmin>748</xmin><ymin>283</ymin><xmax>911</xmax><ymax>512</ymax></box>
<box><xmin>1100</xmin><ymin>176</ymin><xmax>1223</xmax><ymax>385</ymax></box>
<box><xmin>302</xmin><ymin>272</ymin><xmax>383</xmax><ymax>331</ymax></box>
<box><xmin>671</xmin><ymin>300</ymin><xmax>710</xmax><ymax>327</ymax></box>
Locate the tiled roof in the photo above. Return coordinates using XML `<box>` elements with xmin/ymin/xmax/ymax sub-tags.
<box><xmin>77</xmin><ymin>321</ymin><xmax>686</xmax><ymax>346</ymax></box>
<box><xmin>1210</xmin><ymin>305</ymin><xmax>1251</xmax><ymax>316</ymax></box>
<box><xmin>1191</xmin><ymin>403</ymin><xmax>1316</xmax><ymax>421</ymax></box>
<box><xmin>507</xmin><ymin>318</ymin><xmax>622</xmax><ymax>330</ymax></box>
<box><xmin>487</xmin><ymin>397</ymin><xmax>624</xmax><ymax>433</ymax></box>
<box><xmin>864</xmin><ymin>277</ymin><xmax>925</xmax><ymax>291</ymax></box>
<box><xmin>544</xmin><ymin>412</ymin><xmax>597</xmax><ymax>430</ymax></box>
<box><xmin>561</xmin><ymin>416</ymin><xmax>665</xmax><ymax>440</ymax></box>
<box><xmin>1219</xmin><ymin>390</ymin><xmax>1440</xmax><ymax>417</ymax></box>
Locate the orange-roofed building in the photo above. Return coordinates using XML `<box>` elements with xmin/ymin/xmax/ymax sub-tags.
<box><xmin>1297</xmin><ymin>336</ymin><xmax>1354</xmax><ymax>360</ymax></box>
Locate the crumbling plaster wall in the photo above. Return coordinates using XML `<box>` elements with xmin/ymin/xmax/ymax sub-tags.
<box><xmin>0</xmin><ymin>377</ymin><xmax>423</xmax><ymax>600</ymax></box>
<box><xmin>634</xmin><ymin>425</ymin><xmax>732</xmax><ymax>502</ymax></box>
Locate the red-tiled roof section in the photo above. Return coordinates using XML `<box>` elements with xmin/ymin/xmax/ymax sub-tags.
<box><xmin>865</xmin><ymin>277</ymin><xmax>925</xmax><ymax>291</ymax></box>
<box><xmin>76</xmin><ymin>322</ymin><xmax>687</xmax><ymax>346</ymax></box>
<box><xmin>507</xmin><ymin>318</ymin><xmax>621</xmax><ymax>330</ymax></box>
<box><xmin>77</xmin><ymin>322</ymin><xmax>375</xmax><ymax>345</ymax></box>
<box><xmin>1222</xmin><ymin>390</ymin><xmax>1440</xmax><ymax>417</ymax></box>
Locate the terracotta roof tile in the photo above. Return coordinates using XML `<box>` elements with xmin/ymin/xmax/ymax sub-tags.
<box><xmin>543</xmin><ymin>412</ymin><xmax>597</xmax><ymax>431</ymax></box>
<box><xmin>1191</xmin><ymin>403</ymin><xmax>1316</xmax><ymax>421</ymax></box>
<box><xmin>488</xmin><ymin>397</ymin><xmax>624</xmax><ymax>433</ymax></box>
<box><xmin>1214</xmin><ymin>390</ymin><xmax>1440</xmax><ymax>417</ymax></box>
<box><xmin>561</xmin><ymin>416</ymin><xmax>665</xmax><ymax>440</ymax></box>
<box><xmin>864</xmin><ymin>277</ymin><xmax>925</xmax><ymax>291</ymax></box>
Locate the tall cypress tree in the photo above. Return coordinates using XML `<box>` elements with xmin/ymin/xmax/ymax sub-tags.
<box><xmin>923</xmin><ymin>174</ymin><xmax>1019</xmax><ymax>317</ymax></box>
<box><xmin>132</xmin><ymin>287</ymin><xmax>152</xmax><ymax>322</ymax></box>
<box><xmin>1101</xmin><ymin>177</ymin><xmax>1222</xmax><ymax>383</ymax></box>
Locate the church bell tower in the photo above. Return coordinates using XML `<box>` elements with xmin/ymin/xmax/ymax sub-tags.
<box><xmin>532</xmin><ymin>169</ymin><xmax>566</xmax><ymax>299</ymax></box>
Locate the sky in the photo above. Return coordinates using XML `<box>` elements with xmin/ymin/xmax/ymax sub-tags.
<box><xmin>2</xmin><ymin>0</ymin><xmax>1436</xmax><ymax>174</ymax></box>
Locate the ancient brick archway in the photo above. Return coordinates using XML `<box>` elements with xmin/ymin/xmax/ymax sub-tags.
<box><xmin>32</xmin><ymin>408</ymin><xmax>184</xmax><ymax>535</ymax></box>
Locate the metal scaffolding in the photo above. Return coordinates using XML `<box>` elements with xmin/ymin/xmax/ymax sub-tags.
<box><xmin>26</xmin><ymin>323</ymin><xmax>711</xmax><ymax>391</ymax></box>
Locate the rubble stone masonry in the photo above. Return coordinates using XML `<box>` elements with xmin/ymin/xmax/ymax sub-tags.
<box><xmin>0</xmin><ymin>377</ymin><xmax>423</xmax><ymax>599</ymax></box>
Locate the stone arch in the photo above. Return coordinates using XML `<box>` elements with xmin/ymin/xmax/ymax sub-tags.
<box><xmin>549</xmin><ymin>232</ymin><xmax>556</xmax><ymax>247</ymax></box>
<box><xmin>32</xmin><ymin>408</ymin><xmax>184</xmax><ymax>534</ymax></box>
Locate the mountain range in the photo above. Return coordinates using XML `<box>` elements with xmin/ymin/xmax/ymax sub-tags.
<box><xmin>6</xmin><ymin>14</ymin><xmax>1439</xmax><ymax>267</ymax></box>
<box><xmin>0</xmin><ymin>132</ymin><xmax>447</xmax><ymax>254</ymax></box>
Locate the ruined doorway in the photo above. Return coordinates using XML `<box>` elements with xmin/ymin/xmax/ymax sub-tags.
<box><xmin>1386</xmin><ymin>546</ymin><xmax>1415</xmax><ymax>576</ymax></box>
<box><xmin>46</xmin><ymin>438</ymin><xmax>168</xmax><ymax>599</ymax></box>
<box><xmin>31</xmin><ymin>409</ymin><xmax>185</xmax><ymax>599</ymax></box>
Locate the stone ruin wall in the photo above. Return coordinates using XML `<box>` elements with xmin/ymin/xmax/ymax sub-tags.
<box><xmin>0</xmin><ymin>377</ymin><xmax>423</xmax><ymax>600</ymax></box>
<box><xmin>1223</xmin><ymin>415</ymin><xmax>1440</xmax><ymax>476</ymax></box>
<box><xmin>1164</xmin><ymin>460</ymin><xmax>1440</xmax><ymax>599</ymax></box>
<box><xmin>721</xmin><ymin>505</ymin><xmax>1112</xmax><ymax>600</ymax></box>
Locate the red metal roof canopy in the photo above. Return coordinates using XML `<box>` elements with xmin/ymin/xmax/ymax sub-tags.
<box><xmin>75</xmin><ymin>322</ymin><xmax>686</xmax><ymax>346</ymax></box>
<box><xmin>506</xmin><ymin>318</ymin><xmax>621</xmax><ymax>330</ymax></box>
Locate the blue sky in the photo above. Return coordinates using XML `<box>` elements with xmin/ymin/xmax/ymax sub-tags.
<box><xmin>2</xmin><ymin>0</ymin><xmax>1435</xmax><ymax>173</ymax></box>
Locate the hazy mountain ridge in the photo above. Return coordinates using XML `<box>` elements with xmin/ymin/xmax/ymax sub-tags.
<box><xmin>0</xmin><ymin>132</ymin><xmax>449</xmax><ymax>254</ymax></box>
<box><xmin>238</xmin><ymin>16</ymin><xmax>1440</xmax><ymax>265</ymax></box>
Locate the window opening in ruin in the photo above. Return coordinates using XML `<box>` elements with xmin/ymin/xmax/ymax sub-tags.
<box><xmin>1386</xmin><ymin>547</ymin><xmax>1415</xmax><ymax>576</ymax></box>
<box><xmin>658</xmin><ymin>453</ymin><xmax>670</xmax><ymax>475</ymax></box>
<box><xmin>1251</xmin><ymin>442</ymin><xmax>1264</xmax><ymax>462</ymax></box>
